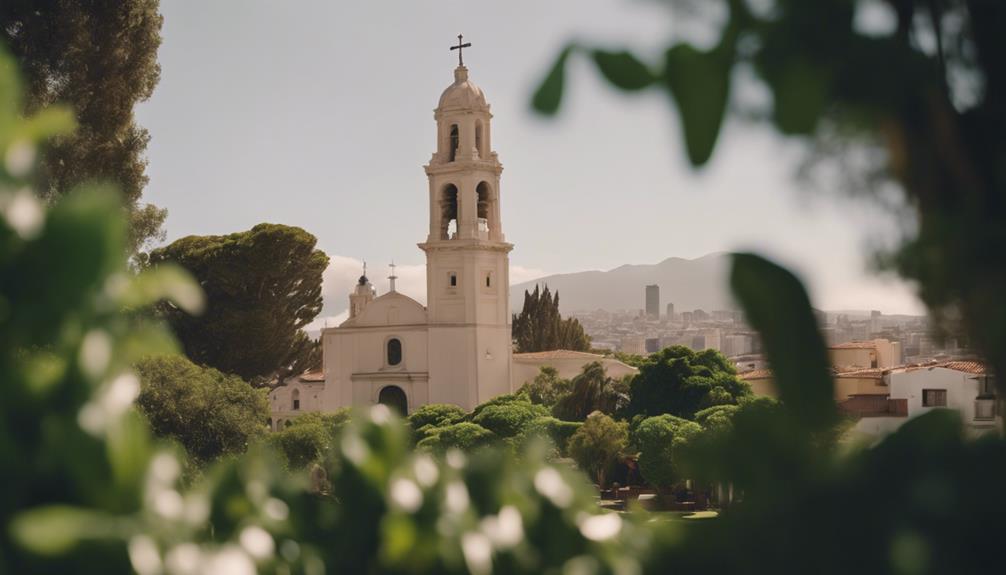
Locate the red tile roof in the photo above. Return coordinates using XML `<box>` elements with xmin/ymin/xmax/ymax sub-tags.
<box><xmin>835</xmin><ymin>367</ymin><xmax>887</xmax><ymax>379</ymax></box>
<box><xmin>299</xmin><ymin>371</ymin><xmax>325</xmax><ymax>382</ymax></box>
<box><xmin>892</xmin><ymin>360</ymin><xmax>987</xmax><ymax>375</ymax></box>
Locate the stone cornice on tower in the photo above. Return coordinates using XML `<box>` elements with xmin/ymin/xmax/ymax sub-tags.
<box><xmin>418</xmin><ymin>239</ymin><xmax>514</xmax><ymax>253</ymax></box>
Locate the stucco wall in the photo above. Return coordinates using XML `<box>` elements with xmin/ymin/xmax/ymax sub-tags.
<box><xmin>888</xmin><ymin>367</ymin><xmax>994</xmax><ymax>427</ymax></box>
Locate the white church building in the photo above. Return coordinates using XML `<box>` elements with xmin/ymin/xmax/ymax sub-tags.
<box><xmin>269</xmin><ymin>54</ymin><xmax>637</xmax><ymax>427</ymax></box>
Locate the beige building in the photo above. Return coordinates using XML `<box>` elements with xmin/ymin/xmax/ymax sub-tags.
<box><xmin>829</xmin><ymin>339</ymin><xmax>901</xmax><ymax>369</ymax></box>
<box><xmin>739</xmin><ymin>365</ymin><xmax>889</xmax><ymax>402</ymax></box>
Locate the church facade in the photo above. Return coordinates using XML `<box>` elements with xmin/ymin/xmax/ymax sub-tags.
<box><xmin>321</xmin><ymin>62</ymin><xmax>513</xmax><ymax>415</ymax></box>
<box><xmin>267</xmin><ymin>59</ymin><xmax>638</xmax><ymax>427</ymax></box>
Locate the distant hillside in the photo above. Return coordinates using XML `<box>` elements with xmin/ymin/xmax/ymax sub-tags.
<box><xmin>510</xmin><ymin>253</ymin><xmax>734</xmax><ymax>314</ymax></box>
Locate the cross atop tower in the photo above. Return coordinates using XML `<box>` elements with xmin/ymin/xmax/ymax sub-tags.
<box><xmin>450</xmin><ymin>34</ymin><xmax>471</xmax><ymax>67</ymax></box>
<box><xmin>388</xmin><ymin>261</ymin><xmax>398</xmax><ymax>292</ymax></box>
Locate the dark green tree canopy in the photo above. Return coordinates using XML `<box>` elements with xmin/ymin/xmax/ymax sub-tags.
<box><xmin>135</xmin><ymin>355</ymin><xmax>269</xmax><ymax>464</ymax></box>
<box><xmin>634</xmin><ymin>414</ymin><xmax>703</xmax><ymax>489</ymax></box>
<box><xmin>407</xmin><ymin>403</ymin><xmax>467</xmax><ymax>431</ymax></box>
<box><xmin>552</xmin><ymin>361</ymin><xmax>629</xmax><ymax>422</ymax></box>
<box><xmin>268</xmin><ymin>409</ymin><xmax>351</xmax><ymax>469</ymax></box>
<box><xmin>417</xmin><ymin>422</ymin><xmax>498</xmax><ymax>453</ymax></box>
<box><xmin>624</xmin><ymin>346</ymin><xmax>751</xmax><ymax>420</ymax></box>
<box><xmin>149</xmin><ymin>223</ymin><xmax>329</xmax><ymax>382</ymax></box>
<box><xmin>512</xmin><ymin>284</ymin><xmax>590</xmax><ymax>352</ymax></box>
<box><xmin>1</xmin><ymin>0</ymin><xmax>166</xmax><ymax>253</ymax></box>
<box><xmin>471</xmin><ymin>398</ymin><xmax>550</xmax><ymax>439</ymax></box>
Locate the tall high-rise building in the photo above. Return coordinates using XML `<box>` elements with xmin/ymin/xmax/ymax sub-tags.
<box><xmin>645</xmin><ymin>284</ymin><xmax>660</xmax><ymax>319</ymax></box>
<box><xmin>666</xmin><ymin>302</ymin><xmax>675</xmax><ymax>321</ymax></box>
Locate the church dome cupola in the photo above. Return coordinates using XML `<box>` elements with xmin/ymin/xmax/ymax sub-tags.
<box><xmin>438</xmin><ymin>66</ymin><xmax>488</xmax><ymax>112</ymax></box>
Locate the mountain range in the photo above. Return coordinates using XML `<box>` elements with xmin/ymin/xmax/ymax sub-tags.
<box><xmin>509</xmin><ymin>253</ymin><xmax>734</xmax><ymax>314</ymax></box>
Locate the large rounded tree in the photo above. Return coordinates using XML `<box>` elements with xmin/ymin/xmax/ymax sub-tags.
<box><xmin>624</xmin><ymin>346</ymin><xmax>751</xmax><ymax>420</ymax></box>
<box><xmin>149</xmin><ymin>223</ymin><xmax>329</xmax><ymax>382</ymax></box>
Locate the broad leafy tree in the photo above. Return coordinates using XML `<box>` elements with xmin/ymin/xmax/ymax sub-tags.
<box><xmin>407</xmin><ymin>403</ymin><xmax>467</xmax><ymax>430</ymax></box>
<box><xmin>135</xmin><ymin>355</ymin><xmax>269</xmax><ymax>464</ymax></box>
<box><xmin>512</xmin><ymin>284</ymin><xmax>590</xmax><ymax>352</ymax></box>
<box><xmin>624</xmin><ymin>346</ymin><xmax>751</xmax><ymax>420</ymax></box>
<box><xmin>519</xmin><ymin>366</ymin><xmax>573</xmax><ymax>407</ymax></box>
<box><xmin>268</xmin><ymin>409</ymin><xmax>351</xmax><ymax>469</ymax></box>
<box><xmin>472</xmin><ymin>397</ymin><xmax>549</xmax><ymax>438</ymax></box>
<box><xmin>552</xmin><ymin>361</ymin><xmax>629</xmax><ymax>421</ymax></box>
<box><xmin>417</xmin><ymin>422</ymin><xmax>498</xmax><ymax>452</ymax></box>
<box><xmin>0</xmin><ymin>0</ymin><xmax>166</xmax><ymax>253</ymax></box>
<box><xmin>567</xmin><ymin>412</ymin><xmax>628</xmax><ymax>487</ymax></box>
<box><xmin>149</xmin><ymin>223</ymin><xmax>329</xmax><ymax>382</ymax></box>
<box><xmin>634</xmin><ymin>414</ymin><xmax>702</xmax><ymax>491</ymax></box>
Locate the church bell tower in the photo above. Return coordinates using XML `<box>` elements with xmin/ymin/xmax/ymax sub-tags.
<box><xmin>419</xmin><ymin>38</ymin><xmax>513</xmax><ymax>408</ymax></box>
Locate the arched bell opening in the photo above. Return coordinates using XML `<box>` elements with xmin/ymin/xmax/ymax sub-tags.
<box><xmin>440</xmin><ymin>184</ymin><xmax>459</xmax><ymax>240</ymax></box>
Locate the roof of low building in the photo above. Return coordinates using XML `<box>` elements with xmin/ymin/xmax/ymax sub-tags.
<box><xmin>739</xmin><ymin>360</ymin><xmax>989</xmax><ymax>382</ymax></box>
<box><xmin>299</xmin><ymin>371</ymin><xmax>325</xmax><ymax>382</ymax></box>
<box><xmin>830</xmin><ymin>341</ymin><xmax>880</xmax><ymax>350</ymax></box>
<box><xmin>738</xmin><ymin>369</ymin><xmax>773</xmax><ymax>380</ymax></box>
<box><xmin>891</xmin><ymin>360</ymin><xmax>987</xmax><ymax>375</ymax></box>
<box><xmin>513</xmin><ymin>350</ymin><xmax>606</xmax><ymax>361</ymax></box>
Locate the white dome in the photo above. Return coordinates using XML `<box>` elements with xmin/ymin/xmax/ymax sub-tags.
<box><xmin>438</xmin><ymin>66</ymin><xmax>488</xmax><ymax>111</ymax></box>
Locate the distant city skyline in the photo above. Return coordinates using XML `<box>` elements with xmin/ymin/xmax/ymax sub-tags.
<box><xmin>136</xmin><ymin>1</ymin><xmax>925</xmax><ymax>326</ymax></box>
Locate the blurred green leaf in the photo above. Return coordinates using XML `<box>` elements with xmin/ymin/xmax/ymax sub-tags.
<box><xmin>0</xmin><ymin>49</ymin><xmax>23</xmax><ymax>137</ymax></box>
<box><xmin>15</xmin><ymin>106</ymin><xmax>77</xmax><ymax>142</ymax></box>
<box><xmin>662</xmin><ymin>44</ymin><xmax>731</xmax><ymax>166</ymax></box>
<box><xmin>532</xmin><ymin>45</ymin><xmax>574</xmax><ymax>115</ymax></box>
<box><xmin>591</xmin><ymin>49</ymin><xmax>655</xmax><ymax>91</ymax></box>
<box><xmin>105</xmin><ymin>411</ymin><xmax>152</xmax><ymax>497</ymax></box>
<box><xmin>10</xmin><ymin>506</ymin><xmax>117</xmax><ymax>555</ymax></box>
<box><xmin>770</xmin><ymin>58</ymin><xmax>829</xmax><ymax>134</ymax></box>
<box><xmin>120</xmin><ymin>263</ymin><xmax>205</xmax><ymax>315</ymax></box>
<box><xmin>729</xmin><ymin>253</ymin><xmax>836</xmax><ymax>431</ymax></box>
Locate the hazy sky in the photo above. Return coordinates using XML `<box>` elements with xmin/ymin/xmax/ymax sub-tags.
<box><xmin>136</xmin><ymin>0</ymin><xmax>923</xmax><ymax>322</ymax></box>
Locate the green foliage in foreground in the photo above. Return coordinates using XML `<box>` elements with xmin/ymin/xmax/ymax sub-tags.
<box><xmin>135</xmin><ymin>355</ymin><xmax>269</xmax><ymax>464</ymax></box>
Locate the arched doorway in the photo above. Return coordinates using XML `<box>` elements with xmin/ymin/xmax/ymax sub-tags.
<box><xmin>378</xmin><ymin>385</ymin><xmax>408</xmax><ymax>416</ymax></box>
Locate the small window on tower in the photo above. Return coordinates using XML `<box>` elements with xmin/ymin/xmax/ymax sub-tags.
<box><xmin>449</xmin><ymin>272</ymin><xmax>457</xmax><ymax>287</ymax></box>
<box><xmin>486</xmin><ymin>275</ymin><xmax>491</xmax><ymax>288</ymax></box>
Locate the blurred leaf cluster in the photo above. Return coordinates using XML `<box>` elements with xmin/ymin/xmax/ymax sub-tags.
<box><xmin>533</xmin><ymin>0</ymin><xmax>1006</xmax><ymax>389</ymax></box>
